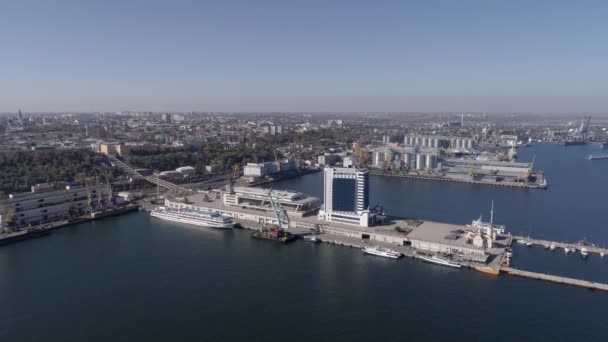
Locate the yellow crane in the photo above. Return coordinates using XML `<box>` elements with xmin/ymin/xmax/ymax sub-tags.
<box><xmin>354</xmin><ymin>139</ymin><xmax>369</xmax><ymax>167</ymax></box>
<box><xmin>84</xmin><ymin>180</ymin><xmax>94</xmax><ymax>214</ymax></box>
<box><xmin>2</xmin><ymin>208</ymin><xmax>16</xmax><ymax>228</ymax></box>
<box><xmin>105</xmin><ymin>172</ymin><xmax>114</xmax><ymax>208</ymax></box>
<box><xmin>274</xmin><ymin>150</ymin><xmax>281</xmax><ymax>173</ymax></box>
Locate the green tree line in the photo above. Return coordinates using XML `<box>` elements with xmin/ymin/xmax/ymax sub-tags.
<box><xmin>0</xmin><ymin>149</ymin><xmax>121</xmax><ymax>195</ymax></box>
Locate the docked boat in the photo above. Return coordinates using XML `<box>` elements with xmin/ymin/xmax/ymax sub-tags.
<box><xmin>564</xmin><ymin>247</ymin><xmax>571</xmax><ymax>254</ymax></box>
<box><xmin>251</xmin><ymin>227</ymin><xmax>298</xmax><ymax>243</ymax></box>
<box><xmin>526</xmin><ymin>241</ymin><xmax>533</xmax><ymax>247</ymax></box>
<box><xmin>362</xmin><ymin>246</ymin><xmax>402</xmax><ymax>259</ymax></box>
<box><xmin>581</xmin><ymin>247</ymin><xmax>589</xmax><ymax>258</ymax></box>
<box><xmin>150</xmin><ymin>206</ymin><xmax>234</xmax><ymax>228</ymax></box>
<box><xmin>303</xmin><ymin>235</ymin><xmax>321</xmax><ymax>243</ymax></box>
<box><xmin>549</xmin><ymin>244</ymin><xmax>556</xmax><ymax>251</ymax></box>
<box><xmin>415</xmin><ymin>253</ymin><xmax>461</xmax><ymax>268</ymax></box>
<box><xmin>474</xmin><ymin>266</ymin><xmax>500</xmax><ymax>275</ymax></box>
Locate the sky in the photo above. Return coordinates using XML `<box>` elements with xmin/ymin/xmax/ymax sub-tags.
<box><xmin>1</xmin><ymin>0</ymin><xmax>607</xmax><ymax>113</ymax></box>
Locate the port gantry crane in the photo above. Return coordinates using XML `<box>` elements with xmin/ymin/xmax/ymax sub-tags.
<box><xmin>266</xmin><ymin>189</ymin><xmax>290</xmax><ymax>230</ymax></box>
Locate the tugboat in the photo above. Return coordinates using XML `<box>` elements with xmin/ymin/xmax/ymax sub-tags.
<box><xmin>474</xmin><ymin>265</ymin><xmax>501</xmax><ymax>276</ymax></box>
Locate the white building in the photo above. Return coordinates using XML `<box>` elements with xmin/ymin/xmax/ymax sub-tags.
<box><xmin>318</xmin><ymin>167</ymin><xmax>370</xmax><ymax>227</ymax></box>
<box><xmin>0</xmin><ymin>183</ymin><xmax>111</xmax><ymax>229</ymax></box>
<box><xmin>175</xmin><ymin>166</ymin><xmax>196</xmax><ymax>175</ymax></box>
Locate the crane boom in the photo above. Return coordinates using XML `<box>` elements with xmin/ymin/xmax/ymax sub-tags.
<box><xmin>266</xmin><ymin>189</ymin><xmax>289</xmax><ymax>230</ymax></box>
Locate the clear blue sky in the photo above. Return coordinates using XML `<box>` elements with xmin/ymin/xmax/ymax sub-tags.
<box><xmin>1</xmin><ymin>0</ymin><xmax>607</xmax><ymax>112</ymax></box>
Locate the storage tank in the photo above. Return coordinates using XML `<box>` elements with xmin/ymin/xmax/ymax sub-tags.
<box><xmin>416</xmin><ymin>154</ymin><xmax>425</xmax><ymax>170</ymax></box>
<box><xmin>425</xmin><ymin>154</ymin><xmax>437</xmax><ymax>170</ymax></box>
<box><xmin>403</xmin><ymin>153</ymin><xmax>412</xmax><ymax>168</ymax></box>
<box><xmin>373</xmin><ymin>151</ymin><xmax>384</xmax><ymax>167</ymax></box>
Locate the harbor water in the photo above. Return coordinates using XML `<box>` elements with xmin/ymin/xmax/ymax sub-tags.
<box><xmin>1</xmin><ymin>143</ymin><xmax>608</xmax><ymax>341</ymax></box>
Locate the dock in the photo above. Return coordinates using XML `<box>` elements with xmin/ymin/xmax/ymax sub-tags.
<box><xmin>501</xmin><ymin>267</ymin><xmax>608</xmax><ymax>292</ymax></box>
<box><xmin>370</xmin><ymin>171</ymin><xmax>545</xmax><ymax>189</ymax></box>
<box><xmin>513</xmin><ymin>236</ymin><xmax>608</xmax><ymax>256</ymax></box>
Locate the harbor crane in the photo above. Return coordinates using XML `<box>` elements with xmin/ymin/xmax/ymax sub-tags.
<box><xmin>266</xmin><ymin>189</ymin><xmax>290</xmax><ymax>230</ymax></box>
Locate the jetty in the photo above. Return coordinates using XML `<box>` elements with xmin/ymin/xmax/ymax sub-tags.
<box><xmin>513</xmin><ymin>236</ymin><xmax>608</xmax><ymax>256</ymax></box>
<box><xmin>501</xmin><ymin>267</ymin><xmax>608</xmax><ymax>292</ymax></box>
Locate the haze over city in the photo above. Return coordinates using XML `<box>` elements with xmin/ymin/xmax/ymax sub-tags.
<box><xmin>2</xmin><ymin>0</ymin><xmax>608</xmax><ymax>113</ymax></box>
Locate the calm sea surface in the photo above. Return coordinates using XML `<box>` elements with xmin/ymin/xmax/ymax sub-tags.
<box><xmin>1</xmin><ymin>143</ymin><xmax>607</xmax><ymax>341</ymax></box>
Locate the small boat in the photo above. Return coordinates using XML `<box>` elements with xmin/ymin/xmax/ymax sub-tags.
<box><xmin>526</xmin><ymin>240</ymin><xmax>533</xmax><ymax>247</ymax></box>
<box><xmin>543</xmin><ymin>244</ymin><xmax>550</xmax><ymax>249</ymax></box>
<box><xmin>415</xmin><ymin>253</ymin><xmax>461</xmax><ymax>269</ymax></box>
<box><xmin>362</xmin><ymin>246</ymin><xmax>402</xmax><ymax>259</ymax></box>
<box><xmin>601</xmin><ymin>252</ymin><xmax>605</xmax><ymax>258</ymax></box>
<box><xmin>564</xmin><ymin>247</ymin><xmax>571</xmax><ymax>254</ymax></box>
<box><xmin>581</xmin><ymin>247</ymin><xmax>589</xmax><ymax>258</ymax></box>
<box><xmin>549</xmin><ymin>244</ymin><xmax>556</xmax><ymax>251</ymax></box>
<box><xmin>517</xmin><ymin>239</ymin><xmax>527</xmax><ymax>245</ymax></box>
<box><xmin>474</xmin><ymin>266</ymin><xmax>500</xmax><ymax>275</ymax></box>
<box><xmin>505</xmin><ymin>249</ymin><xmax>513</xmax><ymax>258</ymax></box>
<box><xmin>303</xmin><ymin>235</ymin><xmax>321</xmax><ymax>243</ymax></box>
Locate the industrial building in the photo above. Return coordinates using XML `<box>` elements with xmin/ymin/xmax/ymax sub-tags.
<box><xmin>403</xmin><ymin>134</ymin><xmax>474</xmax><ymax>150</ymax></box>
<box><xmin>0</xmin><ymin>183</ymin><xmax>111</xmax><ymax>229</ymax></box>
<box><xmin>372</xmin><ymin>147</ymin><xmax>440</xmax><ymax>171</ymax></box>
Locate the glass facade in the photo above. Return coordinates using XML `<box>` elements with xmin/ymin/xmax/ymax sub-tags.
<box><xmin>332</xmin><ymin>178</ymin><xmax>356</xmax><ymax>211</ymax></box>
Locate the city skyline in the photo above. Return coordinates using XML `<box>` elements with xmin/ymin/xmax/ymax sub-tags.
<box><xmin>1</xmin><ymin>0</ymin><xmax>607</xmax><ymax>112</ymax></box>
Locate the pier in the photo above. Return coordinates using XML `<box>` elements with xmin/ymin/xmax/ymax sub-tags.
<box><xmin>513</xmin><ymin>236</ymin><xmax>608</xmax><ymax>256</ymax></box>
<box><xmin>370</xmin><ymin>171</ymin><xmax>545</xmax><ymax>189</ymax></box>
<box><xmin>501</xmin><ymin>267</ymin><xmax>608</xmax><ymax>292</ymax></box>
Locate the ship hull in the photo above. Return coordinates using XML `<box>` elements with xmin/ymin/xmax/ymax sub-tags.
<box><xmin>150</xmin><ymin>211</ymin><xmax>234</xmax><ymax>229</ymax></box>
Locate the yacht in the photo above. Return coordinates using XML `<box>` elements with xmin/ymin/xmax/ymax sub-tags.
<box><xmin>150</xmin><ymin>207</ymin><xmax>234</xmax><ymax>229</ymax></box>
<box><xmin>415</xmin><ymin>253</ymin><xmax>462</xmax><ymax>269</ymax></box>
<box><xmin>362</xmin><ymin>246</ymin><xmax>402</xmax><ymax>259</ymax></box>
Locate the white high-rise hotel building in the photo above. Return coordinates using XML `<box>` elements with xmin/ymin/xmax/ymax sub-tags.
<box><xmin>319</xmin><ymin>167</ymin><xmax>370</xmax><ymax>227</ymax></box>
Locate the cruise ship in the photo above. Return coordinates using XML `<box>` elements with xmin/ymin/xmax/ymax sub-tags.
<box><xmin>362</xmin><ymin>245</ymin><xmax>403</xmax><ymax>259</ymax></box>
<box><xmin>150</xmin><ymin>207</ymin><xmax>234</xmax><ymax>229</ymax></box>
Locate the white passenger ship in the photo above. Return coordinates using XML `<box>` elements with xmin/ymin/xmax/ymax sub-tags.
<box><xmin>150</xmin><ymin>207</ymin><xmax>234</xmax><ymax>229</ymax></box>
<box><xmin>414</xmin><ymin>253</ymin><xmax>462</xmax><ymax>268</ymax></box>
<box><xmin>362</xmin><ymin>246</ymin><xmax>403</xmax><ymax>259</ymax></box>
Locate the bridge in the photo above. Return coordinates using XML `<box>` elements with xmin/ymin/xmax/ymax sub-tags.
<box><xmin>107</xmin><ymin>155</ymin><xmax>190</xmax><ymax>193</ymax></box>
